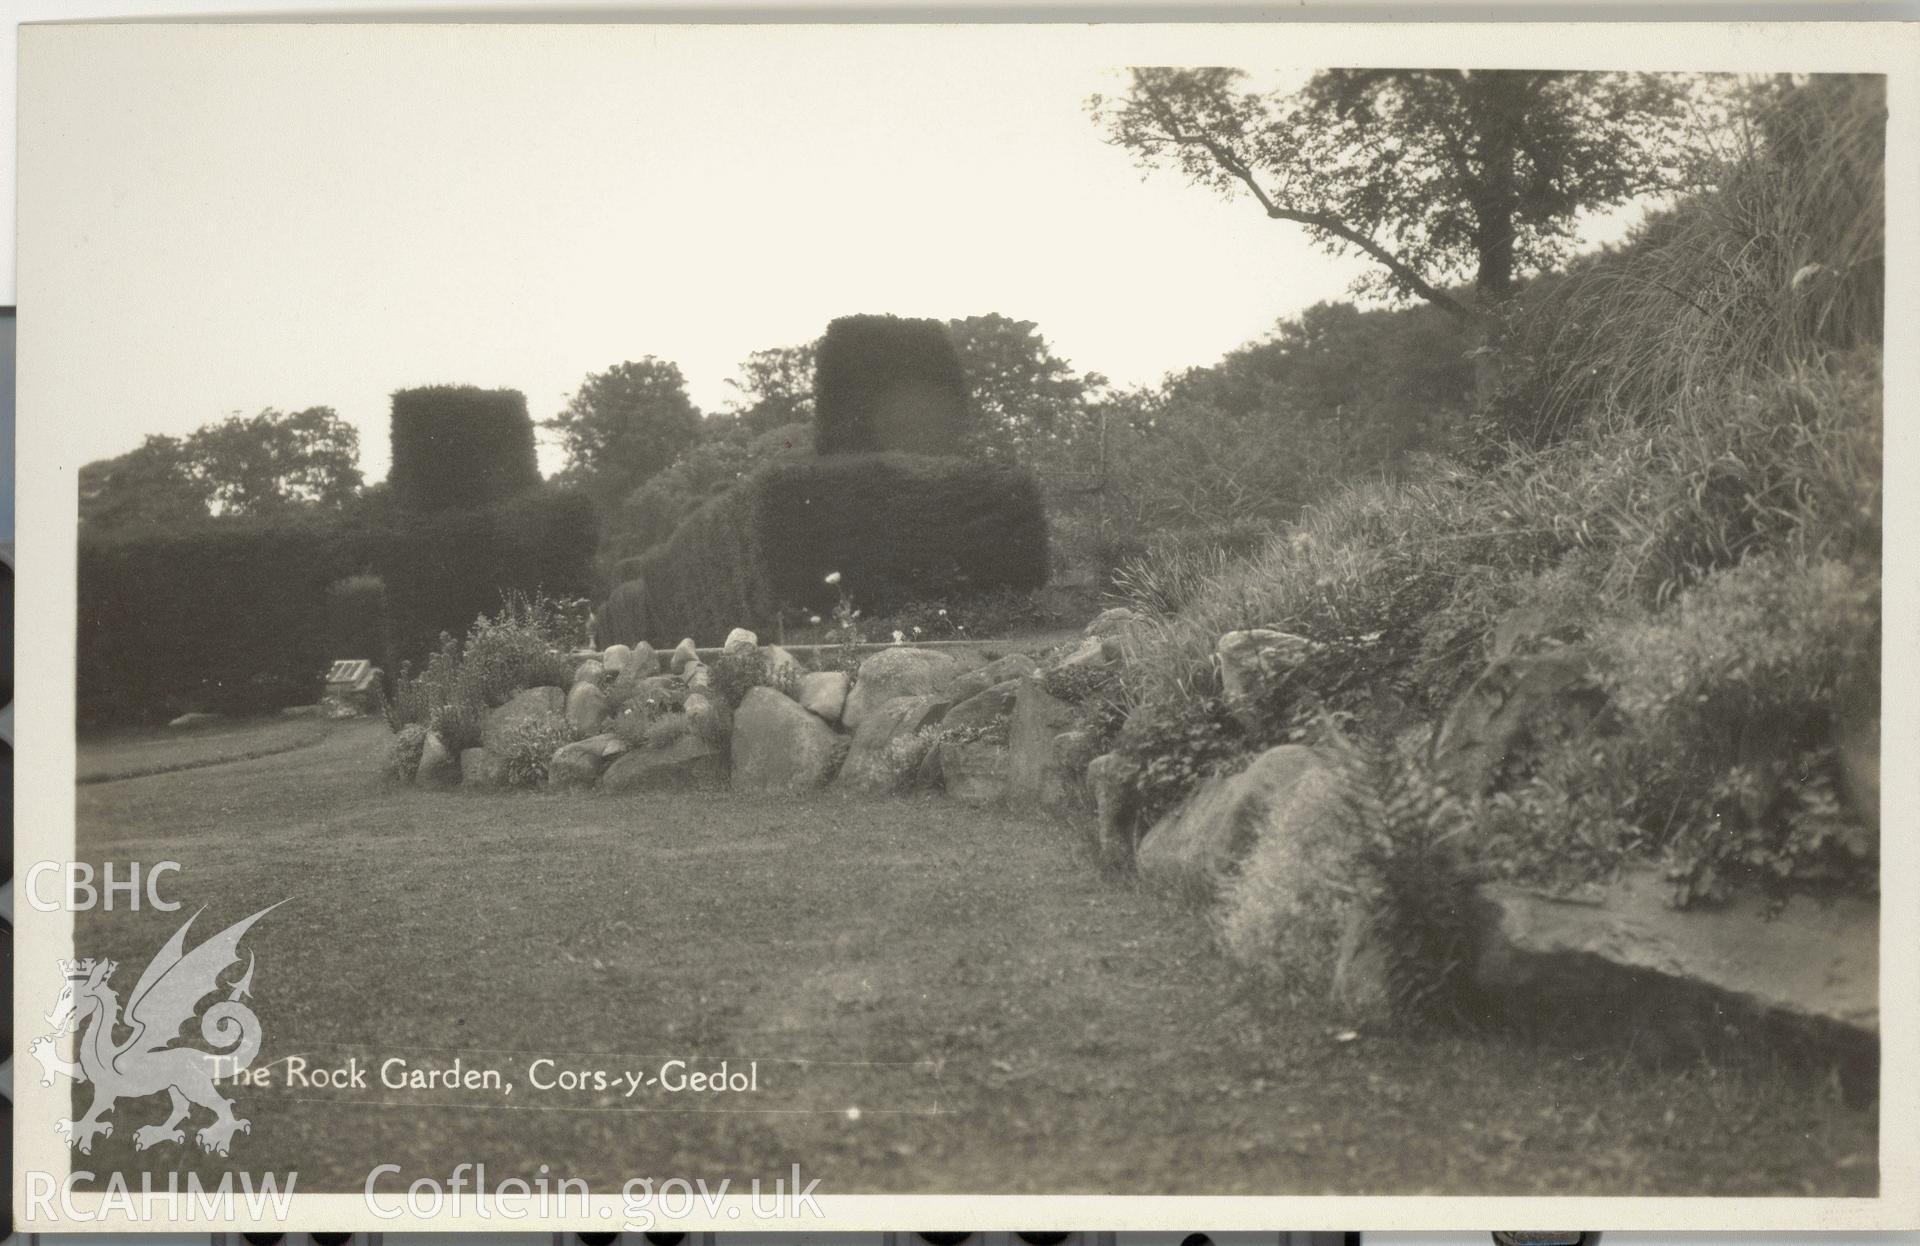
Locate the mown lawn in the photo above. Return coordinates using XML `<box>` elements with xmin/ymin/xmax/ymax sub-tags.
<box><xmin>63</xmin><ymin>720</ymin><xmax>1874</xmax><ymax>1197</ymax></box>
<box><xmin>77</xmin><ymin>715</ymin><xmax>329</xmax><ymax>784</ymax></box>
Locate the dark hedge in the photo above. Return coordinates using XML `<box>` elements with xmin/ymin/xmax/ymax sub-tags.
<box><xmin>79</xmin><ymin>515</ymin><xmax>349</xmax><ymax>726</ymax></box>
<box><xmin>373</xmin><ymin>485</ymin><xmax>601</xmax><ymax>664</ymax></box>
<box><xmin>595</xmin><ymin>578</ymin><xmax>650</xmax><ymax>649</ymax></box>
<box><xmin>78</xmin><ymin>486</ymin><xmax>600</xmax><ymax>726</ymax></box>
<box><xmin>813</xmin><ymin>315</ymin><xmax>971</xmax><ymax>456</ymax></box>
<box><xmin>325</xmin><ymin>574</ymin><xmax>391</xmax><ymax>670</ymax></box>
<box><xmin>635</xmin><ymin>484</ymin><xmax>770</xmax><ymax>647</ymax></box>
<box><xmin>634</xmin><ymin>453</ymin><xmax>1047</xmax><ymax>645</ymax></box>
<box><xmin>389</xmin><ymin>385</ymin><xmax>541</xmax><ymax>512</ymax></box>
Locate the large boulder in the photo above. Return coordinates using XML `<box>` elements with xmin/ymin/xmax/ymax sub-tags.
<box><xmin>838</xmin><ymin>695</ymin><xmax>951</xmax><ymax>792</ymax></box>
<box><xmin>1170</xmin><ymin>747</ymin><xmax>1358</xmax><ymax>991</ymax></box>
<box><xmin>566</xmin><ymin>682</ymin><xmax>610</xmax><ymax>736</ymax></box>
<box><xmin>548</xmin><ymin>732</ymin><xmax>630</xmax><ymax>790</ymax></box>
<box><xmin>724</xmin><ymin>628</ymin><xmax>759</xmax><ymax>654</ymax></box>
<box><xmin>1469</xmin><ymin>864</ymin><xmax>1879</xmax><ymax>1048</ymax></box>
<box><xmin>603</xmin><ymin>644</ymin><xmax>633</xmax><ymax>674</ymax></box>
<box><xmin>1137</xmin><ymin>744</ymin><xmax>1340</xmax><ymax>897</ymax></box>
<box><xmin>1006</xmin><ymin>676</ymin><xmax>1084</xmax><ymax>812</ymax></box>
<box><xmin>415</xmin><ymin>731</ymin><xmax>462</xmax><ymax>788</ymax></box>
<box><xmin>842</xmin><ymin>648</ymin><xmax>961</xmax><ymax>730</ymax></box>
<box><xmin>731</xmin><ymin>686</ymin><xmax>842</xmax><ymax>793</ymax></box>
<box><xmin>670</xmin><ymin>637</ymin><xmax>701</xmax><ymax>675</ymax></box>
<box><xmin>1052</xmin><ymin>728</ymin><xmax>1099</xmax><ymax>807</ymax></box>
<box><xmin>941</xmin><ymin>678</ymin><xmax>1021</xmax><ymax>736</ymax></box>
<box><xmin>797</xmin><ymin>670</ymin><xmax>851</xmax><ymax>724</ymax></box>
<box><xmin>574</xmin><ymin>657</ymin><xmax>606</xmax><ymax>686</ymax></box>
<box><xmin>1330</xmin><ymin>910</ymin><xmax>1394</xmax><ymax>1026</ymax></box>
<box><xmin>925</xmin><ymin>739</ymin><xmax>1011</xmax><ymax>806</ymax></box>
<box><xmin>1053</xmin><ymin>635</ymin><xmax>1119</xmax><ymax>674</ymax></box>
<box><xmin>482</xmin><ymin>686</ymin><xmax>567</xmax><ymax>751</ymax></box>
<box><xmin>1430</xmin><ymin>647</ymin><xmax>1605</xmax><ymax>794</ymax></box>
<box><xmin>458</xmin><ymin>746</ymin><xmax>506</xmax><ymax>789</ymax></box>
<box><xmin>1085</xmin><ymin>606</ymin><xmax>1147</xmax><ymax>639</ymax></box>
<box><xmin>683</xmin><ymin>691</ymin><xmax>730</xmax><ymax>746</ymax></box>
<box><xmin>1085</xmin><ymin>751</ymin><xmax>1132</xmax><ymax>868</ymax></box>
<box><xmin>1215</xmin><ymin>629</ymin><xmax>1316</xmax><ymax>729</ymax></box>
<box><xmin>946</xmin><ymin>652</ymin><xmax>1041</xmax><ymax>703</ymax></box>
<box><xmin>602</xmin><ymin>735</ymin><xmax>727</xmax><ymax>792</ymax></box>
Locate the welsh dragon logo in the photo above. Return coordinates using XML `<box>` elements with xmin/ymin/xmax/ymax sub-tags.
<box><xmin>30</xmin><ymin>903</ymin><xmax>280</xmax><ymax>1157</ymax></box>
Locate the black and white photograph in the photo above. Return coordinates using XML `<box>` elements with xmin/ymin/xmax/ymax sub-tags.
<box><xmin>12</xmin><ymin>20</ymin><xmax>1915</xmax><ymax>1231</ymax></box>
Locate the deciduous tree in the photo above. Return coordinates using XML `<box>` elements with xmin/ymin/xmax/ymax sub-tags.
<box><xmin>946</xmin><ymin>314</ymin><xmax>1104</xmax><ymax>463</ymax></box>
<box><xmin>547</xmin><ymin>358</ymin><xmax>703</xmax><ymax>506</ymax></box>
<box><xmin>80</xmin><ymin>407</ymin><xmax>363</xmax><ymax>529</ymax></box>
<box><xmin>188</xmin><ymin>405</ymin><xmax>363</xmax><ymax>515</ymax></box>
<box><xmin>726</xmin><ymin>343</ymin><xmax>817</xmax><ymax>434</ymax></box>
<box><xmin>79</xmin><ymin>434</ymin><xmax>213</xmax><ymax>530</ymax></box>
<box><xmin>1091</xmin><ymin>68</ymin><xmax>1701</xmax><ymax>320</ymax></box>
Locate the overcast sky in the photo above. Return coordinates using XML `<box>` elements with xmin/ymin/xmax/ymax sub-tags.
<box><xmin>23</xmin><ymin>26</ymin><xmax>1644</xmax><ymax>482</ymax></box>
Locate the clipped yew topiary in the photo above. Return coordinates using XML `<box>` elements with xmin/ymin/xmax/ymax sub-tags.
<box><xmin>634</xmin><ymin>484</ymin><xmax>771</xmax><ymax>649</ymax></box>
<box><xmin>754</xmin><ymin>452</ymin><xmax>1047</xmax><ymax>613</ymax></box>
<box><xmin>633</xmin><ymin>452</ymin><xmax>1048</xmax><ymax>645</ymax></box>
<box><xmin>814</xmin><ymin>315</ymin><xmax>972</xmax><ymax>456</ymax></box>
<box><xmin>389</xmin><ymin>385</ymin><xmax>541</xmax><ymax>512</ymax></box>
<box><xmin>374</xmin><ymin>484</ymin><xmax>600</xmax><ymax>665</ymax></box>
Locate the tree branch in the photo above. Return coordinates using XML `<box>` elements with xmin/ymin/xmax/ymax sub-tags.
<box><xmin>1140</xmin><ymin>85</ymin><xmax>1490</xmax><ymax>327</ymax></box>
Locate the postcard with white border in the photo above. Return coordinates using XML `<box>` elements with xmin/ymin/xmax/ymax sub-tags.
<box><xmin>13</xmin><ymin>18</ymin><xmax>1920</xmax><ymax>1235</ymax></box>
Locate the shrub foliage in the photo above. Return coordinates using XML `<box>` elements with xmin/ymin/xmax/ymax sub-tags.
<box><xmin>384</xmin><ymin>592</ymin><xmax>585</xmax><ymax>787</ymax></box>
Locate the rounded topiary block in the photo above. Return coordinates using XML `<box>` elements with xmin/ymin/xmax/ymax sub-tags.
<box><xmin>389</xmin><ymin>384</ymin><xmax>541</xmax><ymax>512</ymax></box>
<box><xmin>814</xmin><ymin>314</ymin><xmax>972</xmax><ymax>456</ymax></box>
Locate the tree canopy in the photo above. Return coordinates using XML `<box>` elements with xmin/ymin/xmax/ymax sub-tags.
<box><xmin>190</xmin><ymin>406</ymin><xmax>364</xmax><ymax>515</ymax></box>
<box><xmin>726</xmin><ymin>343</ymin><xmax>818</xmax><ymax>435</ymax></box>
<box><xmin>80</xmin><ymin>407</ymin><xmax>363</xmax><ymax>530</ymax></box>
<box><xmin>546</xmin><ymin>357</ymin><xmax>704</xmax><ymax>506</ymax></box>
<box><xmin>79</xmin><ymin>435</ymin><xmax>213</xmax><ymax>530</ymax></box>
<box><xmin>1091</xmin><ymin>68</ymin><xmax>1702</xmax><ymax>319</ymax></box>
<box><xmin>947</xmin><ymin>314</ymin><xmax>1105</xmax><ymax>463</ymax></box>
